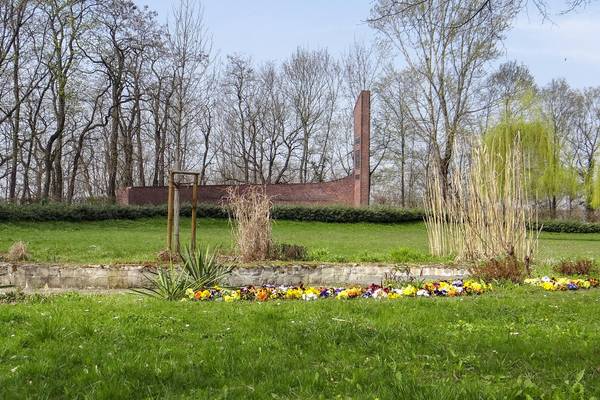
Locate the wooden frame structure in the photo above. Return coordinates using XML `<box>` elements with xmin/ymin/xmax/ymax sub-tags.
<box><xmin>167</xmin><ymin>170</ymin><xmax>201</xmax><ymax>253</ymax></box>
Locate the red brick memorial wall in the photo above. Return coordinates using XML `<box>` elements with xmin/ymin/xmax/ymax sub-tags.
<box><xmin>117</xmin><ymin>91</ymin><xmax>371</xmax><ymax>207</ymax></box>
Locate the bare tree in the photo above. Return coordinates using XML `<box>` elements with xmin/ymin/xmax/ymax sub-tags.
<box><xmin>283</xmin><ymin>48</ymin><xmax>338</xmax><ymax>183</ymax></box>
<box><xmin>168</xmin><ymin>0</ymin><xmax>211</xmax><ymax>172</ymax></box>
<box><xmin>568</xmin><ymin>88</ymin><xmax>600</xmax><ymax>218</ymax></box>
<box><xmin>370</xmin><ymin>0</ymin><xmax>520</xmax><ymax>192</ymax></box>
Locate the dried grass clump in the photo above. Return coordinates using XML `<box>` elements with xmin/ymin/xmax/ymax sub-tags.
<box><xmin>156</xmin><ymin>249</ymin><xmax>180</xmax><ymax>263</ymax></box>
<box><xmin>425</xmin><ymin>140</ymin><xmax>538</xmax><ymax>278</ymax></box>
<box><xmin>227</xmin><ymin>186</ymin><xmax>272</xmax><ymax>262</ymax></box>
<box><xmin>554</xmin><ymin>259</ymin><xmax>595</xmax><ymax>276</ymax></box>
<box><xmin>7</xmin><ymin>241</ymin><xmax>29</xmax><ymax>262</ymax></box>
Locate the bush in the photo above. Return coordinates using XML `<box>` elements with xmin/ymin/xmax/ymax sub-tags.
<box><xmin>553</xmin><ymin>258</ymin><xmax>596</xmax><ymax>276</ymax></box>
<box><xmin>0</xmin><ymin>202</ymin><xmax>424</xmax><ymax>224</ymax></box>
<box><xmin>11</xmin><ymin>203</ymin><xmax>600</xmax><ymax>231</ymax></box>
<box><xmin>271</xmin><ymin>205</ymin><xmax>425</xmax><ymax>223</ymax></box>
<box><xmin>269</xmin><ymin>243</ymin><xmax>308</xmax><ymax>261</ymax></box>
<box><xmin>469</xmin><ymin>256</ymin><xmax>527</xmax><ymax>283</ymax></box>
<box><xmin>532</xmin><ymin>220</ymin><xmax>600</xmax><ymax>234</ymax></box>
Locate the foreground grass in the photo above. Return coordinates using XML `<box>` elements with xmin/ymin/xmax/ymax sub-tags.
<box><xmin>1</xmin><ymin>218</ymin><xmax>600</xmax><ymax>264</ymax></box>
<box><xmin>0</xmin><ymin>287</ymin><xmax>599</xmax><ymax>399</ymax></box>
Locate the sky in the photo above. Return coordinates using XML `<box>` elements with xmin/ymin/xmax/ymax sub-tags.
<box><xmin>134</xmin><ymin>0</ymin><xmax>600</xmax><ymax>89</ymax></box>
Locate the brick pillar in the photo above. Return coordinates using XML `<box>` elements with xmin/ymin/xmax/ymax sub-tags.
<box><xmin>353</xmin><ymin>90</ymin><xmax>370</xmax><ymax>207</ymax></box>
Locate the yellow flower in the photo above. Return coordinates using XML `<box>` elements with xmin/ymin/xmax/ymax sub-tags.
<box><xmin>541</xmin><ymin>281</ymin><xmax>556</xmax><ymax>291</ymax></box>
<box><xmin>582</xmin><ymin>280</ymin><xmax>591</xmax><ymax>289</ymax></box>
<box><xmin>185</xmin><ymin>288</ymin><xmax>195</xmax><ymax>299</ymax></box>
<box><xmin>223</xmin><ymin>291</ymin><xmax>240</xmax><ymax>302</ymax></box>
<box><xmin>285</xmin><ymin>288</ymin><xmax>303</xmax><ymax>300</ymax></box>
<box><xmin>401</xmin><ymin>285</ymin><xmax>417</xmax><ymax>297</ymax></box>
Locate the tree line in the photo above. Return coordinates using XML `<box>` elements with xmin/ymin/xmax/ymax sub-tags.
<box><xmin>0</xmin><ymin>0</ymin><xmax>598</xmax><ymax>216</ymax></box>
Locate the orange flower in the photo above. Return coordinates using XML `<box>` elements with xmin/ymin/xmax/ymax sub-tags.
<box><xmin>256</xmin><ymin>289</ymin><xmax>269</xmax><ymax>302</ymax></box>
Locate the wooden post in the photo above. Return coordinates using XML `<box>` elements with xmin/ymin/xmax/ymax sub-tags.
<box><xmin>191</xmin><ymin>174</ymin><xmax>198</xmax><ymax>252</ymax></box>
<box><xmin>173</xmin><ymin>182</ymin><xmax>181</xmax><ymax>254</ymax></box>
<box><xmin>167</xmin><ymin>171</ymin><xmax>175</xmax><ymax>252</ymax></box>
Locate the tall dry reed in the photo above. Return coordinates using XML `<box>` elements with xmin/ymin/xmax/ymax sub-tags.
<box><xmin>425</xmin><ymin>141</ymin><xmax>538</xmax><ymax>269</ymax></box>
<box><xmin>227</xmin><ymin>186</ymin><xmax>273</xmax><ymax>262</ymax></box>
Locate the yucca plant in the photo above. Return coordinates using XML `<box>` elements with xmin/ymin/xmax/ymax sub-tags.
<box><xmin>134</xmin><ymin>246</ymin><xmax>232</xmax><ymax>301</ymax></box>
<box><xmin>133</xmin><ymin>263</ymin><xmax>191</xmax><ymax>301</ymax></box>
<box><xmin>181</xmin><ymin>245</ymin><xmax>233</xmax><ymax>290</ymax></box>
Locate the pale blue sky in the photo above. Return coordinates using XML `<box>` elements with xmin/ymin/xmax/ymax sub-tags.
<box><xmin>135</xmin><ymin>0</ymin><xmax>600</xmax><ymax>88</ymax></box>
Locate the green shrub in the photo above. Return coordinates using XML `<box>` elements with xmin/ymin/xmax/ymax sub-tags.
<box><xmin>532</xmin><ymin>220</ymin><xmax>600</xmax><ymax>233</ymax></box>
<box><xmin>10</xmin><ymin>202</ymin><xmax>600</xmax><ymax>232</ymax></box>
<box><xmin>0</xmin><ymin>202</ymin><xmax>424</xmax><ymax>224</ymax></box>
<box><xmin>271</xmin><ymin>205</ymin><xmax>424</xmax><ymax>223</ymax></box>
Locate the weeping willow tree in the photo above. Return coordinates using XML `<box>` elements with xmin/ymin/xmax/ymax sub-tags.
<box><xmin>589</xmin><ymin>168</ymin><xmax>600</xmax><ymax>211</ymax></box>
<box><xmin>484</xmin><ymin>118</ymin><xmax>578</xmax><ymax>214</ymax></box>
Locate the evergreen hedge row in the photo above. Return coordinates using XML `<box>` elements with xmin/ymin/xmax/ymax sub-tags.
<box><xmin>533</xmin><ymin>220</ymin><xmax>600</xmax><ymax>234</ymax></box>
<box><xmin>1</xmin><ymin>203</ymin><xmax>600</xmax><ymax>232</ymax></box>
<box><xmin>0</xmin><ymin>202</ymin><xmax>424</xmax><ymax>224</ymax></box>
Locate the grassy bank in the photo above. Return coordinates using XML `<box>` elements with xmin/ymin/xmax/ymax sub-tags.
<box><xmin>1</xmin><ymin>218</ymin><xmax>600</xmax><ymax>264</ymax></box>
<box><xmin>0</xmin><ymin>287</ymin><xmax>599</xmax><ymax>399</ymax></box>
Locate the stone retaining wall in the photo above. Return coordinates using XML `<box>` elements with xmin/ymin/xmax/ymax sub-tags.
<box><xmin>0</xmin><ymin>262</ymin><xmax>468</xmax><ymax>291</ymax></box>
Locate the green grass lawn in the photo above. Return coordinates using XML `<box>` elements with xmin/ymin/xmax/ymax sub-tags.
<box><xmin>1</xmin><ymin>218</ymin><xmax>600</xmax><ymax>265</ymax></box>
<box><xmin>0</xmin><ymin>287</ymin><xmax>599</xmax><ymax>399</ymax></box>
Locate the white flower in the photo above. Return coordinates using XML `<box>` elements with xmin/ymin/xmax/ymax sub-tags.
<box><xmin>416</xmin><ymin>289</ymin><xmax>430</xmax><ymax>297</ymax></box>
<box><xmin>302</xmin><ymin>293</ymin><xmax>318</xmax><ymax>301</ymax></box>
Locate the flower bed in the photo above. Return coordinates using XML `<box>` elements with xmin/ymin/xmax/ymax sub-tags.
<box><xmin>185</xmin><ymin>280</ymin><xmax>490</xmax><ymax>302</ymax></box>
<box><xmin>524</xmin><ymin>276</ymin><xmax>599</xmax><ymax>291</ymax></box>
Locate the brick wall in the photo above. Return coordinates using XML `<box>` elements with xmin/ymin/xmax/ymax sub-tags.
<box><xmin>117</xmin><ymin>91</ymin><xmax>371</xmax><ymax>207</ymax></box>
<box><xmin>117</xmin><ymin>176</ymin><xmax>355</xmax><ymax>206</ymax></box>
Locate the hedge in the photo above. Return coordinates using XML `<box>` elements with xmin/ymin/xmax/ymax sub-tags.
<box><xmin>271</xmin><ymin>205</ymin><xmax>425</xmax><ymax>223</ymax></box>
<box><xmin>0</xmin><ymin>202</ymin><xmax>424</xmax><ymax>224</ymax></box>
<box><xmin>532</xmin><ymin>220</ymin><xmax>600</xmax><ymax>234</ymax></box>
<box><xmin>1</xmin><ymin>203</ymin><xmax>599</xmax><ymax>231</ymax></box>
